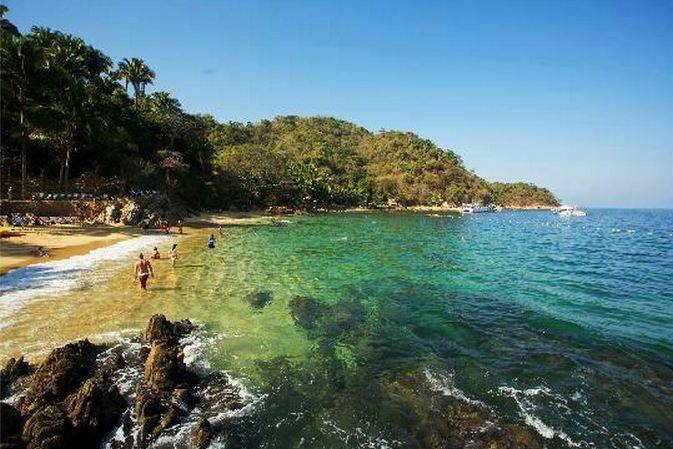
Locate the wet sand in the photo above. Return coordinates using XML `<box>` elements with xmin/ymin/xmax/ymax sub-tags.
<box><xmin>0</xmin><ymin>226</ymin><xmax>139</xmax><ymax>275</ymax></box>
<box><xmin>0</xmin><ymin>211</ymin><xmax>280</xmax><ymax>275</ymax></box>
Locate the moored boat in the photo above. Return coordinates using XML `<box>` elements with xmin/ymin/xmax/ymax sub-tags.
<box><xmin>460</xmin><ymin>203</ymin><xmax>492</xmax><ymax>214</ymax></box>
<box><xmin>555</xmin><ymin>205</ymin><xmax>587</xmax><ymax>216</ymax></box>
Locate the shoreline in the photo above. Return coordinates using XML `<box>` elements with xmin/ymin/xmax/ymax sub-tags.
<box><xmin>0</xmin><ymin>225</ymin><xmax>140</xmax><ymax>275</ymax></box>
<box><xmin>1</xmin><ymin>206</ymin><xmax>555</xmax><ymax>274</ymax></box>
<box><xmin>0</xmin><ymin>210</ymin><xmax>277</xmax><ymax>275</ymax></box>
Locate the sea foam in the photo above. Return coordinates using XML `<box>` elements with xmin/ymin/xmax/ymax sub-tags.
<box><xmin>0</xmin><ymin>234</ymin><xmax>168</xmax><ymax>327</ymax></box>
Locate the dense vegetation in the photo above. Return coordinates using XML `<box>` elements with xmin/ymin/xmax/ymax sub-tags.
<box><xmin>0</xmin><ymin>7</ymin><xmax>558</xmax><ymax>210</ymax></box>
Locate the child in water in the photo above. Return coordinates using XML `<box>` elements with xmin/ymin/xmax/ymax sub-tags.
<box><xmin>208</xmin><ymin>234</ymin><xmax>216</xmax><ymax>248</ymax></box>
<box><xmin>150</xmin><ymin>247</ymin><xmax>161</xmax><ymax>259</ymax></box>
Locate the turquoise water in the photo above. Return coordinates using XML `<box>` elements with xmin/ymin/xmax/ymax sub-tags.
<box><xmin>2</xmin><ymin>209</ymin><xmax>672</xmax><ymax>448</ymax></box>
<box><xmin>206</xmin><ymin>209</ymin><xmax>673</xmax><ymax>448</ymax></box>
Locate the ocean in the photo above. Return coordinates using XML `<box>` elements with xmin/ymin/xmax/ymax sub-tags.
<box><xmin>1</xmin><ymin>209</ymin><xmax>672</xmax><ymax>448</ymax></box>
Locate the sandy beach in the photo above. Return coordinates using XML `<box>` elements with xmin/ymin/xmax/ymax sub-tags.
<box><xmin>0</xmin><ymin>210</ymin><xmax>281</xmax><ymax>275</ymax></box>
<box><xmin>0</xmin><ymin>225</ymin><xmax>141</xmax><ymax>275</ymax></box>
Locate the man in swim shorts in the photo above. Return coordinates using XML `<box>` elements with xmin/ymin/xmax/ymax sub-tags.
<box><xmin>134</xmin><ymin>253</ymin><xmax>154</xmax><ymax>290</ymax></box>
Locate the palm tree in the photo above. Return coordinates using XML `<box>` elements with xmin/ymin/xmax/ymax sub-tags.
<box><xmin>150</xmin><ymin>91</ymin><xmax>181</xmax><ymax>114</ymax></box>
<box><xmin>115</xmin><ymin>57</ymin><xmax>155</xmax><ymax>106</ymax></box>
<box><xmin>0</xmin><ymin>32</ymin><xmax>44</xmax><ymax>198</ymax></box>
<box><xmin>30</xmin><ymin>28</ymin><xmax>112</xmax><ymax>193</ymax></box>
<box><xmin>0</xmin><ymin>5</ymin><xmax>20</xmax><ymax>37</ymax></box>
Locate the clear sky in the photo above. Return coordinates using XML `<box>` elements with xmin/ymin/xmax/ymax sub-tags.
<box><xmin>6</xmin><ymin>0</ymin><xmax>673</xmax><ymax>207</ymax></box>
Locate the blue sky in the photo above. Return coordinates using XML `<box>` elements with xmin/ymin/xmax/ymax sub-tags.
<box><xmin>6</xmin><ymin>0</ymin><xmax>673</xmax><ymax>207</ymax></box>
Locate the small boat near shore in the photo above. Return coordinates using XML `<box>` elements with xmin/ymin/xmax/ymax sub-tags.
<box><xmin>460</xmin><ymin>203</ymin><xmax>492</xmax><ymax>214</ymax></box>
<box><xmin>553</xmin><ymin>205</ymin><xmax>587</xmax><ymax>216</ymax></box>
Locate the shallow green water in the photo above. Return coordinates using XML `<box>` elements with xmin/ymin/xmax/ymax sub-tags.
<box><xmin>1</xmin><ymin>210</ymin><xmax>672</xmax><ymax>448</ymax></box>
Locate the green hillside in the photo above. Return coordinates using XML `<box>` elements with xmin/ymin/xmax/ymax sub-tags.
<box><xmin>0</xmin><ymin>7</ymin><xmax>558</xmax><ymax>210</ymax></box>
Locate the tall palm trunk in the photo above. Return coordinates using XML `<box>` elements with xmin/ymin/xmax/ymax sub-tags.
<box><xmin>19</xmin><ymin>57</ymin><xmax>27</xmax><ymax>199</ymax></box>
<box><xmin>63</xmin><ymin>146</ymin><xmax>71</xmax><ymax>194</ymax></box>
<box><xmin>133</xmin><ymin>81</ymin><xmax>141</xmax><ymax>106</ymax></box>
<box><xmin>20</xmin><ymin>107</ymin><xmax>27</xmax><ymax>199</ymax></box>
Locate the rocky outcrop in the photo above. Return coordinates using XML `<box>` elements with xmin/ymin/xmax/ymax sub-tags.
<box><xmin>0</xmin><ymin>402</ymin><xmax>24</xmax><ymax>449</ymax></box>
<box><xmin>386</xmin><ymin>374</ymin><xmax>542</xmax><ymax>449</ymax></box>
<box><xmin>20</xmin><ymin>405</ymin><xmax>71</xmax><ymax>449</ymax></box>
<box><xmin>0</xmin><ymin>356</ymin><xmax>33</xmax><ymax>398</ymax></box>
<box><xmin>2</xmin><ymin>315</ymin><xmax>243</xmax><ymax>449</ymax></box>
<box><xmin>193</xmin><ymin>418</ymin><xmax>213</xmax><ymax>449</ymax></box>
<box><xmin>119</xmin><ymin>200</ymin><xmax>141</xmax><ymax>225</ymax></box>
<box><xmin>17</xmin><ymin>340</ymin><xmax>99</xmax><ymax>416</ymax></box>
<box><xmin>65</xmin><ymin>375</ymin><xmax>126</xmax><ymax>446</ymax></box>
<box><xmin>135</xmin><ymin>315</ymin><xmax>195</xmax><ymax>445</ymax></box>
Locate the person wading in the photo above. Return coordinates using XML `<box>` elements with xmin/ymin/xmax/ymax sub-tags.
<box><xmin>169</xmin><ymin>243</ymin><xmax>178</xmax><ymax>268</ymax></box>
<box><xmin>134</xmin><ymin>253</ymin><xmax>154</xmax><ymax>290</ymax></box>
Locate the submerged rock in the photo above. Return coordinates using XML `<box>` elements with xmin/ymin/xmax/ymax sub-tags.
<box><xmin>382</xmin><ymin>371</ymin><xmax>542</xmax><ymax>449</ymax></box>
<box><xmin>472</xmin><ymin>424</ymin><xmax>542</xmax><ymax>449</ymax></box>
<box><xmin>245</xmin><ymin>290</ymin><xmax>273</xmax><ymax>309</ymax></box>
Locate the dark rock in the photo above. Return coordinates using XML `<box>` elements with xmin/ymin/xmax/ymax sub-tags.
<box><xmin>1</xmin><ymin>356</ymin><xmax>34</xmax><ymax>398</ymax></box>
<box><xmin>21</xmin><ymin>405</ymin><xmax>72</xmax><ymax>449</ymax></box>
<box><xmin>174</xmin><ymin>319</ymin><xmax>196</xmax><ymax>337</ymax></box>
<box><xmin>0</xmin><ymin>402</ymin><xmax>23</xmax><ymax>447</ymax></box>
<box><xmin>18</xmin><ymin>340</ymin><xmax>98</xmax><ymax>416</ymax></box>
<box><xmin>142</xmin><ymin>315</ymin><xmax>194</xmax><ymax>345</ymax></box>
<box><xmin>472</xmin><ymin>424</ymin><xmax>542</xmax><ymax>449</ymax></box>
<box><xmin>197</xmin><ymin>372</ymin><xmax>244</xmax><ymax>411</ymax></box>
<box><xmin>138</xmin><ymin>346</ymin><xmax>150</xmax><ymax>364</ymax></box>
<box><xmin>142</xmin><ymin>315</ymin><xmax>178</xmax><ymax>345</ymax></box>
<box><xmin>143</xmin><ymin>343</ymin><xmax>186</xmax><ymax>392</ymax></box>
<box><xmin>245</xmin><ymin>291</ymin><xmax>273</xmax><ymax>309</ymax></box>
<box><xmin>192</xmin><ymin>418</ymin><xmax>213</xmax><ymax>449</ymax></box>
<box><xmin>134</xmin><ymin>337</ymin><xmax>190</xmax><ymax>445</ymax></box>
<box><xmin>172</xmin><ymin>388</ymin><xmax>194</xmax><ymax>410</ymax></box>
<box><xmin>65</xmin><ymin>376</ymin><xmax>126</xmax><ymax>446</ymax></box>
<box><xmin>134</xmin><ymin>385</ymin><xmax>179</xmax><ymax>445</ymax></box>
<box><xmin>432</xmin><ymin>396</ymin><xmax>491</xmax><ymax>447</ymax></box>
<box><xmin>94</xmin><ymin>352</ymin><xmax>125</xmax><ymax>380</ymax></box>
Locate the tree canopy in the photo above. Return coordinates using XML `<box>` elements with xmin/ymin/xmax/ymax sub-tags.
<box><xmin>0</xmin><ymin>6</ymin><xmax>558</xmax><ymax>209</ymax></box>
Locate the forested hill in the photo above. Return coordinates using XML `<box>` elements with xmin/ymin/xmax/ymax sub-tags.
<box><xmin>0</xmin><ymin>7</ymin><xmax>558</xmax><ymax>209</ymax></box>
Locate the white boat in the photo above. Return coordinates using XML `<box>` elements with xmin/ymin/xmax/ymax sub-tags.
<box><xmin>460</xmin><ymin>203</ymin><xmax>492</xmax><ymax>214</ymax></box>
<box><xmin>556</xmin><ymin>205</ymin><xmax>587</xmax><ymax>216</ymax></box>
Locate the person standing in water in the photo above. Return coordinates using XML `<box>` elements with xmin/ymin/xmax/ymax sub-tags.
<box><xmin>177</xmin><ymin>219</ymin><xmax>183</xmax><ymax>234</ymax></box>
<box><xmin>134</xmin><ymin>253</ymin><xmax>154</xmax><ymax>290</ymax></box>
<box><xmin>208</xmin><ymin>234</ymin><xmax>216</xmax><ymax>248</ymax></box>
<box><xmin>169</xmin><ymin>243</ymin><xmax>178</xmax><ymax>267</ymax></box>
<box><xmin>150</xmin><ymin>247</ymin><xmax>161</xmax><ymax>259</ymax></box>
